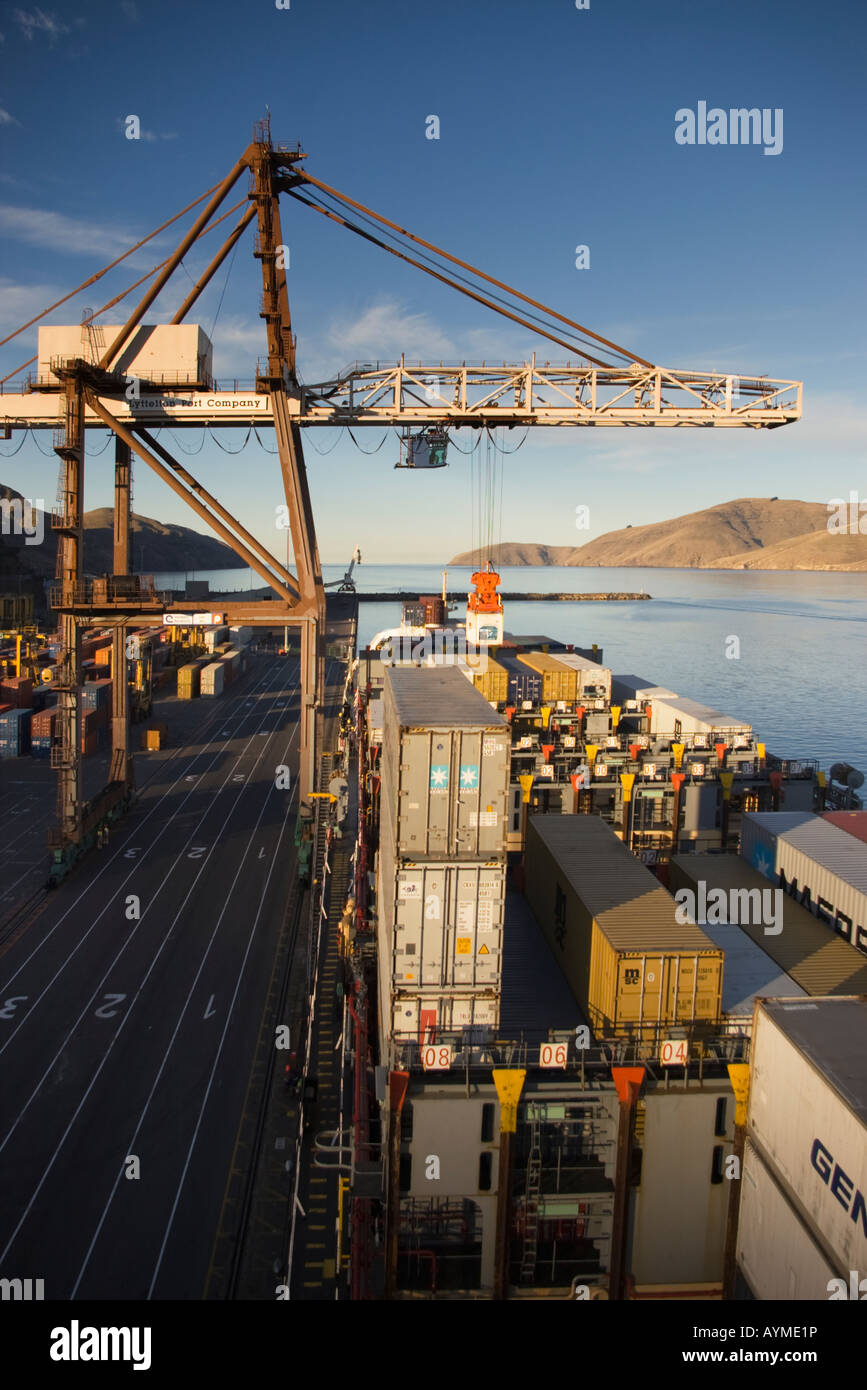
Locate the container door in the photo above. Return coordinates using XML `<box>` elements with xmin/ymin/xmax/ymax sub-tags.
<box><xmin>399</xmin><ymin>730</ymin><xmax>452</xmax><ymax>855</ymax></box>
<box><xmin>449</xmin><ymin>866</ymin><xmax>504</xmax><ymax>986</ymax></box>
<box><xmin>395</xmin><ymin>867</ymin><xmax>447</xmax><ymax>988</ymax></box>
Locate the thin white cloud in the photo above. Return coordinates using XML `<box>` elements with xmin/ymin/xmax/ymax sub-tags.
<box><xmin>0</xmin><ymin>106</ymin><xmax>19</xmax><ymax>126</ymax></box>
<box><xmin>121</xmin><ymin>0</ymin><xmax>139</xmax><ymax>20</ymax></box>
<box><xmin>13</xmin><ymin>7</ymin><xmax>69</xmax><ymax>42</ymax></box>
<box><xmin>0</xmin><ymin>203</ymin><xmax>165</xmax><ymax>264</ymax></box>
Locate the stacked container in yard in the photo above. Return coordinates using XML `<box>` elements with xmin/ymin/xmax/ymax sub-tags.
<box><xmin>31</xmin><ymin>709</ymin><xmax>57</xmax><ymax>758</ymax></box>
<box><xmin>204</xmin><ymin>626</ymin><xmax>229</xmax><ymax>653</ymax></box>
<box><xmin>741</xmin><ymin>811</ymin><xmax>867</xmax><ymax>954</ymax></box>
<box><xmin>220</xmin><ymin>650</ymin><xmax>241</xmax><ymax>686</ymax></box>
<box><xmin>524</xmin><ymin>815</ymin><xmax>723</xmax><ymax>1040</ymax></box>
<box><xmin>229</xmin><ymin>626</ymin><xmax>253</xmax><ymax>647</ymax></box>
<box><xmin>81</xmin><ymin>677</ymin><xmax>112</xmax><ymax>728</ymax></box>
<box><xmin>516</xmin><ymin>651</ymin><xmax>578</xmax><ymax>706</ymax></box>
<box><xmin>177</xmin><ymin>662</ymin><xmax>202</xmax><ymax>699</ymax></box>
<box><xmin>80</xmin><ymin>709</ymin><xmax>103</xmax><ymax>755</ymax></box>
<box><xmin>0</xmin><ymin>677</ymin><xmax>33</xmax><ymax>709</ymax></box>
<box><xmin>0</xmin><ymin>708</ymin><xmax>32</xmax><ymax>757</ymax></box>
<box><xmin>377</xmin><ymin>666</ymin><xmax>511</xmax><ymax>1046</ymax></box>
<box><xmin>200</xmin><ymin>661</ymin><xmax>225</xmax><ymax>697</ymax></box>
<box><xmin>737</xmin><ymin>996</ymin><xmax>867</xmax><ymax>1299</ymax></box>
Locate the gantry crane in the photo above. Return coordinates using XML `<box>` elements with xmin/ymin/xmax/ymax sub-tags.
<box><xmin>0</xmin><ymin>118</ymin><xmax>801</xmax><ymax>879</ymax></box>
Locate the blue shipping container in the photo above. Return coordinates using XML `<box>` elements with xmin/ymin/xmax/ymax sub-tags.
<box><xmin>495</xmin><ymin>654</ymin><xmax>544</xmax><ymax>707</ymax></box>
<box><xmin>0</xmin><ymin>708</ymin><xmax>32</xmax><ymax>757</ymax></box>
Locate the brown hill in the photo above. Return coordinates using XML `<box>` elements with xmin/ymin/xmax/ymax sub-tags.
<box><xmin>448</xmin><ymin>498</ymin><xmax>867</xmax><ymax>571</ymax></box>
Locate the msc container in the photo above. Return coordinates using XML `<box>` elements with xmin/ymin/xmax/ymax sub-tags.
<box><xmin>737</xmin><ymin>1140</ymin><xmax>839</xmax><ymax>1300</ymax></box>
<box><xmin>378</xmin><ymin>809</ymin><xmax>505</xmax><ymax>989</ymax></box>
<box><xmin>525</xmin><ymin>815</ymin><xmax>723</xmax><ymax>1037</ymax></box>
<box><xmin>822</xmin><ymin>810</ymin><xmax>867</xmax><ymax>846</ymax></box>
<box><xmin>550</xmin><ymin>651</ymin><xmax>612</xmax><ymax>701</ymax></box>
<box><xmin>746</xmin><ymin>997</ymin><xmax>867</xmax><ymax>1279</ymax></box>
<box><xmin>381</xmin><ymin>666</ymin><xmax>510</xmax><ymax>859</ymax></box>
<box><xmin>200</xmin><ymin>661</ymin><xmax>225</xmax><ymax>696</ymax></box>
<box><xmin>741</xmin><ymin>812</ymin><xmax>867</xmax><ymax>953</ymax></box>
<box><xmin>668</xmin><ymin>854</ymin><xmax>867</xmax><ymax>997</ymax></box>
<box><xmin>495</xmin><ymin>653</ymin><xmax>543</xmax><ymax>708</ymax></box>
<box><xmin>460</xmin><ymin>655</ymin><xmax>508</xmax><ymax>705</ymax></box>
<box><xmin>516</xmin><ymin>651</ymin><xmax>578</xmax><ymax>704</ymax></box>
<box><xmin>0</xmin><ymin>708</ymin><xmax>32</xmax><ymax>757</ymax></box>
<box><xmin>177</xmin><ymin>662</ymin><xmax>201</xmax><ymax>699</ymax></box>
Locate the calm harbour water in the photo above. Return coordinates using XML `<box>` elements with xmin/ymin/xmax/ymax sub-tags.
<box><xmin>153</xmin><ymin>564</ymin><xmax>867</xmax><ymax>774</ymax></box>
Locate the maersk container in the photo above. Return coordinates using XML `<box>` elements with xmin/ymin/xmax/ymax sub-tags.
<box><xmin>550</xmin><ymin>651</ymin><xmax>612</xmax><ymax>701</ymax></box>
<box><xmin>381</xmin><ymin>667</ymin><xmax>510</xmax><ymax>859</ymax></box>
<box><xmin>516</xmin><ymin>651</ymin><xmax>578</xmax><ymax>704</ymax></box>
<box><xmin>200</xmin><ymin>661</ymin><xmax>225</xmax><ymax>696</ymax></box>
<box><xmin>668</xmin><ymin>854</ymin><xmax>867</xmax><ymax>997</ymax></box>
<box><xmin>741</xmin><ymin>812</ymin><xmax>867</xmax><ymax>954</ymax></box>
<box><xmin>746</xmin><ymin>997</ymin><xmax>867</xmax><ymax>1279</ymax></box>
<box><xmin>737</xmin><ymin>1140</ymin><xmax>839</xmax><ymax>1300</ymax></box>
<box><xmin>525</xmin><ymin>815</ymin><xmax>723</xmax><ymax>1037</ymax></box>
<box><xmin>495</xmin><ymin>653</ymin><xmax>543</xmax><ymax>708</ymax></box>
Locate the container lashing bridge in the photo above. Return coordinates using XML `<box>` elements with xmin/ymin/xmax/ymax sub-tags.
<box><xmin>0</xmin><ymin>117</ymin><xmax>801</xmax><ymax>882</ymax></box>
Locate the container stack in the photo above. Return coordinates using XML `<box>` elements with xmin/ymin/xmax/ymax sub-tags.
<box><xmin>177</xmin><ymin>662</ymin><xmax>202</xmax><ymax>699</ymax></box>
<box><xmin>377</xmin><ymin>666</ymin><xmax>512</xmax><ymax>1047</ymax></box>
<box><xmin>0</xmin><ymin>707</ymin><xmax>32</xmax><ymax>758</ymax></box>
<box><xmin>200</xmin><ymin>661</ymin><xmax>225</xmax><ymax>697</ymax></box>
<box><xmin>0</xmin><ymin>676</ymin><xmax>33</xmax><ymax>709</ymax></box>
<box><xmin>31</xmin><ymin>709</ymin><xmax>57</xmax><ymax>758</ymax></box>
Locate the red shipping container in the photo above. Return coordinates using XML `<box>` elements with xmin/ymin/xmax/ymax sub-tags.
<box><xmin>80</xmin><ymin>732</ymin><xmax>99</xmax><ymax>756</ymax></box>
<box><xmin>0</xmin><ymin>678</ymin><xmax>33</xmax><ymax>708</ymax></box>
<box><xmin>31</xmin><ymin>710</ymin><xmax>57</xmax><ymax>737</ymax></box>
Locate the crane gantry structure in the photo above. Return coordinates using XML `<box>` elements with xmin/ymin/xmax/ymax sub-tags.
<box><xmin>0</xmin><ymin>120</ymin><xmax>801</xmax><ymax>876</ymax></box>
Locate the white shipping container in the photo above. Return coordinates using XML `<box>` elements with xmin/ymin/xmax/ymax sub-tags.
<box><xmin>648</xmin><ymin>696</ymin><xmax>752</xmax><ymax>739</ymax></box>
<box><xmin>204</xmin><ymin>626</ymin><xmax>229</xmax><ymax>653</ymax></box>
<box><xmin>611</xmin><ymin>675</ymin><xmax>679</xmax><ymax>704</ymax></box>
<box><xmin>747</xmin><ymin>998</ymin><xmax>867</xmax><ymax>1277</ymax></box>
<box><xmin>742</xmin><ymin>813</ymin><xmax>867</xmax><ymax>952</ymax></box>
<box><xmin>551</xmin><ymin>651</ymin><xmax>613</xmax><ymax>700</ymax></box>
<box><xmin>200</xmin><ymin>661</ymin><xmax>225</xmax><ymax>696</ymax></box>
<box><xmin>695</xmin><ymin>922</ymin><xmax>806</xmax><ymax>1023</ymax></box>
<box><xmin>229</xmin><ymin>626</ymin><xmax>253</xmax><ymax>647</ymax></box>
<box><xmin>738</xmin><ymin>1141</ymin><xmax>839</xmax><ymax>1299</ymax></box>
<box><xmin>390</xmin><ymin>991</ymin><xmax>500</xmax><ymax>1042</ymax></box>
<box><xmin>381</xmin><ymin>667</ymin><xmax>510</xmax><ymax>859</ymax></box>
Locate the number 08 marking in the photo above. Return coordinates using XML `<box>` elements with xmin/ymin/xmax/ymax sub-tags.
<box><xmin>421</xmin><ymin>1045</ymin><xmax>452</xmax><ymax>1070</ymax></box>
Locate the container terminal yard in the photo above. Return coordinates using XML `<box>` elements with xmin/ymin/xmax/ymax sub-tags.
<box><xmin>1</xmin><ymin>124</ymin><xmax>864</xmax><ymax>1311</ymax></box>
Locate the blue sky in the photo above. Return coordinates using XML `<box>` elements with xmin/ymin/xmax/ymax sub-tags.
<box><xmin>1</xmin><ymin>0</ymin><xmax>865</xmax><ymax>562</ymax></box>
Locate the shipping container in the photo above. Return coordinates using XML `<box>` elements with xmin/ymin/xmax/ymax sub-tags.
<box><xmin>647</xmin><ymin>696</ymin><xmax>753</xmax><ymax>741</ymax></box>
<box><xmin>525</xmin><ymin>816</ymin><xmax>723</xmax><ymax>1037</ymax></box>
<box><xmin>668</xmin><ymin>854</ymin><xmax>867</xmax><ymax>997</ymax></box>
<box><xmin>686</xmin><ymin>922</ymin><xmax>806</xmax><ymax>1024</ymax></box>
<box><xmin>495</xmin><ymin>652</ymin><xmax>543</xmax><ymax>708</ymax></box>
<box><xmin>381</xmin><ymin>667</ymin><xmax>511</xmax><ymax>859</ymax></box>
<box><xmin>177</xmin><ymin>662</ymin><xmax>201</xmax><ymax>699</ymax></box>
<box><xmin>204</xmin><ymin>626</ymin><xmax>230</xmax><ymax>653</ymax></box>
<box><xmin>549</xmin><ymin>651</ymin><xmax>613</xmax><ymax>701</ymax></box>
<box><xmin>0</xmin><ymin>708</ymin><xmax>32</xmax><ymax>757</ymax></box>
<box><xmin>516</xmin><ymin>651</ymin><xmax>578</xmax><ymax>704</ymax></box>
<box><xmin>140</xmin><ymin>722</ymin><xmax>167</xmax><ymax>750</ymax></box>
<box><xmin>822</xmin><ymin>810</ymin><xmax>867</xmax><ymax>846</ymax></box>
<box><xmin>460</xmin><ymin>655</ymin><xmax>508</xmax><ymax>705</ymax></box>
<box><xmin>200</xmin><ymin>661</ymin><xmax>225</xmax><ymax>696</ymax></box>
<box><xmin>378</xmin><ymin>806</ymin><xmax>505</xmax><ymax>988</ymax></box>
<box><xmin>745</xmin><ymin>997</ymin><xmax>867</xmax><ymax>1280</ymax></box>
<box><xmin>229</xmin><ymin>625</ymin><xmax>253</xmax><ymax>647</ymax></box>
<box><xmin>741</xmin><ymin>812</ymin><xmax>867</xmax><ymax>953</ymax></box>
<box><xmin>0</xmin><ymin>677</ymin><xmax>33</xmax><ymax>709</ymax></box>
<box><xmin>389</xmin><ymin>990</ymin><xmax>501</xmax><ymax>1042</ymax></box>
<box><xmin>610</xmin><ymin>675</ymin><xmax>678</xmax><ymax>705</ymax></box>
<box><xmin>737</xmin><ymin>1140</ymin><xmax>839</xmax><ymax>1300</ymax></box>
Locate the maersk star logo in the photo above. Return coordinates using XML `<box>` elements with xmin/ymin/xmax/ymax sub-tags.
<box><xmin>753</xmin><ymin>847</ymin><xmax>773</xmax><ymax>879</ymax></box>
<box><xmin>460</xmin><ymin>764</ymin><xmax>479</xmax><ymax>790</ymax></box>
<box><xmin>430</xmin><ymin>765</ymin><xmax>449</xmax><ymax>790</ymax></box>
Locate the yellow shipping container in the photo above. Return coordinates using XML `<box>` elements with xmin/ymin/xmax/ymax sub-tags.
<box><xmin>140</xmin><ymin>723</ymin><xmax>168</xmax><ymax>751</ymax></box>
<box><xmin>516</xmin><ymin>651</ymin><xmax>578</xmax><ymax>704</ymax></box>
<box><xmin>525</xmin><ymin>815</ymin><xmax>723</xmax><ymax>1037</ymax></box>
<box><xmin>468</xmin><ymin>656</ymin><xmax>508</xmax><ymax>704</ymax></box>
<box><xmin>177</xmin><ymin>662</ymin><xmax>201</xmax><ymax>699</ymax></box>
